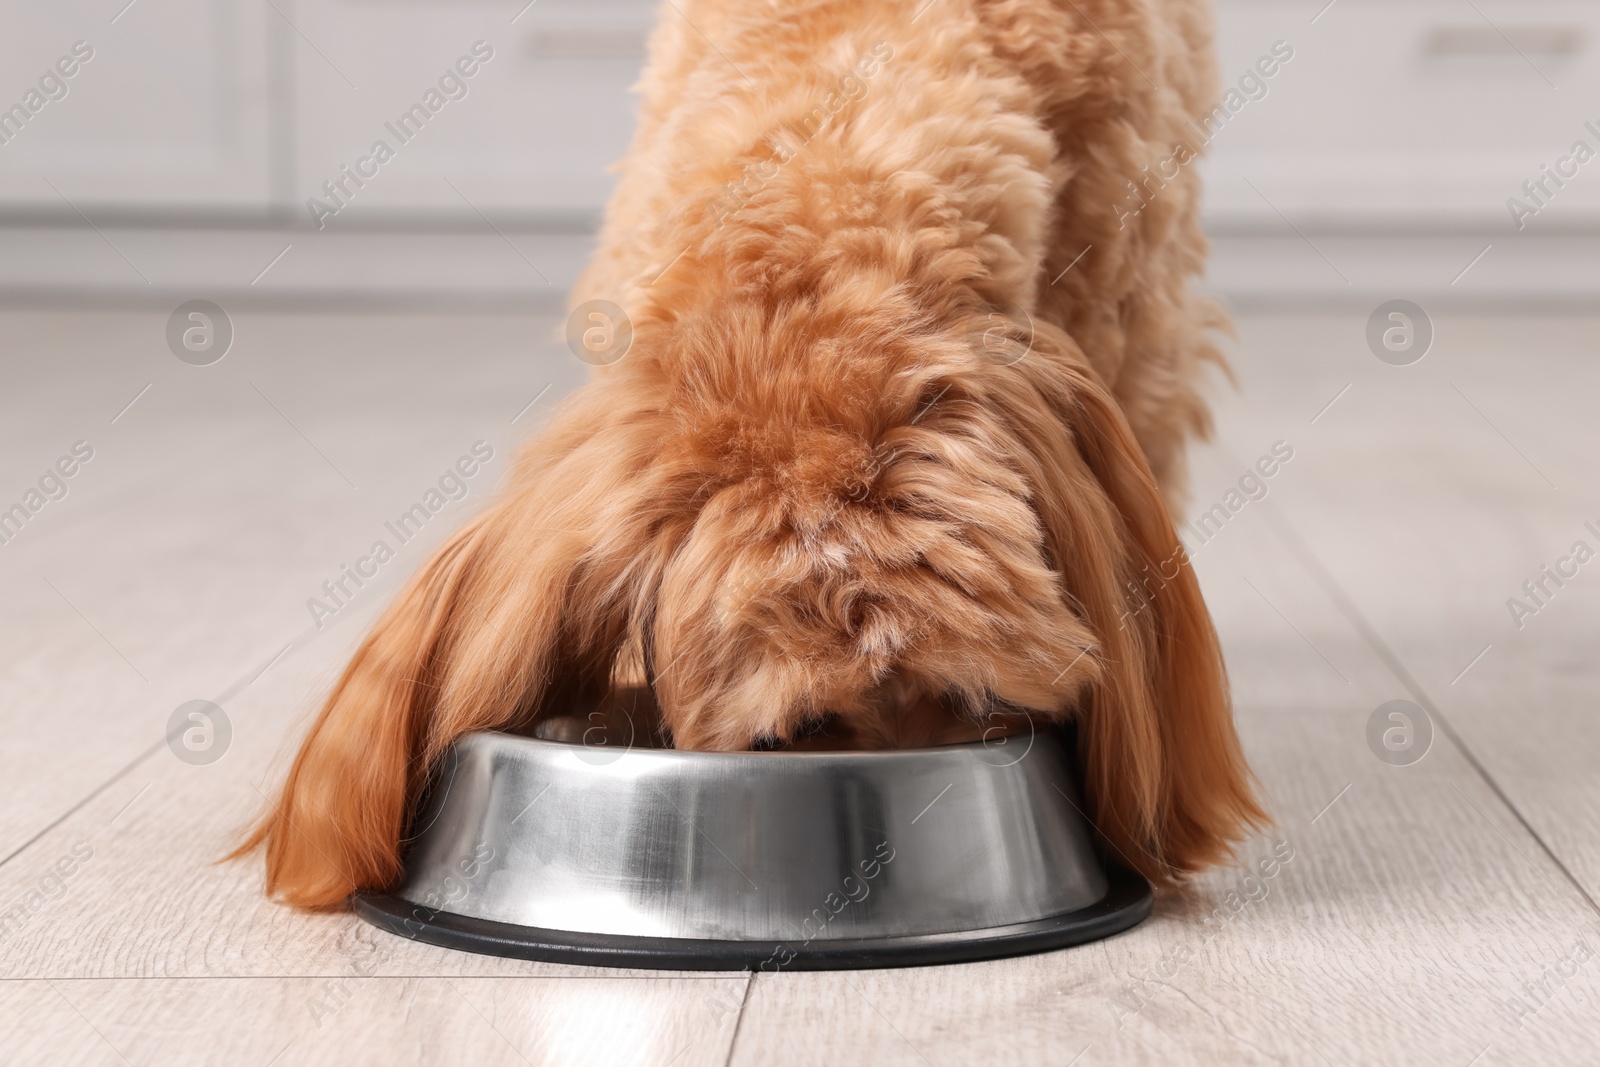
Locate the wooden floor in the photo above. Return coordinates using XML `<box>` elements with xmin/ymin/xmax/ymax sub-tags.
<box><xmin>1</xmin><ymin>304</ymin><xmax>1597</xmax><ymax>1065</ymax></box>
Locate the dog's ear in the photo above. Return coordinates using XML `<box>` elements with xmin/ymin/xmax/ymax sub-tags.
<box><xmin>228</xmin><ymin>516</ymin><xmax>502</xmax><ymax>909</ymax></box>
<box><xmin>231</xmin><ymin>391</ymin><xmax>650</xmax><ymax>909</ymax></box>
<box><xmin>998</xmin><ymin>322</ymin><xmax>1265</xmax><ymax>885</ymax></box>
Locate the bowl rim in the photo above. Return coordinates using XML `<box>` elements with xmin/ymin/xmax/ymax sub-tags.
<box><xmin>474</xmin><ymin>723</ymin><xmax>1055</xmax><ymax>762</ymax></box>
<box><xmin>353</xmin><ymin>864</ymin><xmax>1150</xmax><ymax>971</ymax></box>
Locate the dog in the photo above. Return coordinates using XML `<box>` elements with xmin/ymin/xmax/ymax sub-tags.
<box><xmin>236</xmin><ymin>0</ymin><xmax>1263</xmax><ymax>909</ymax></box>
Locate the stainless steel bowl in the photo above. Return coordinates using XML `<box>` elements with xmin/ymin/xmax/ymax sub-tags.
<box><xmin>354</xmin><ymin>722</ymin><xmax>1150</xmax><ymax>970</ymax></box>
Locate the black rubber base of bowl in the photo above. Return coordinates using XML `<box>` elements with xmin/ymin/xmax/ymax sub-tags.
<box><xmin>351</xmin><ymin>866</ymin><xmax>1152</xmax><ymax>971</ymax></box>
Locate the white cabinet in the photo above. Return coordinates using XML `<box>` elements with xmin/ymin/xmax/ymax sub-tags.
<box><xmin>286</xmin><ymin>0</ymin><xmax>653</xmax><ymax>223</ymax></box>
<box><xmin>1203</xmin><ymin>0</ymin><xmax>1600</xmax><ymax>229</ymax></box>
<box><xmin>4</xmin><ymin>0</ymin><xmax>1596</xmax><ymax>233</ymax></box>
<box><xmin>0</xmin><ymin>0</ymin><xmax>654</xmax><ymax>220</ymax></box>
<box><xmin>0</xmin><ymin>0</ymin><xmax>275</xmax><ymax>211</ymax></box>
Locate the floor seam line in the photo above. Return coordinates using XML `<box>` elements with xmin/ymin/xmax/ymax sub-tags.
<box><xmin>1258</xmin><ymin>499</ymin><xmax>1600</xmax><ymax>919</ymax></box>
<box><xmin>722</xmin><ymin>971</ymin><xmax>757</xmax><ymax>1066</ymax></box>
<box><xmin>0</xmin><ymin>738</ymin><xmax>165</xmax><ymax>874</ymax></box>
<box><xmin>0</xmin><ymin>626</ymin><xmax>324</xmax><ymax>875</ymax></box>
<box><xmin>0</xmin><ymin>974</ymin><xmax>746</xmax><ymax>982</ymax></box>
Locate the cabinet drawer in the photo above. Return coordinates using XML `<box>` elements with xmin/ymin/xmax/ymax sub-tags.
<box><xmin>0</xmin><ymin>0</ymin><xmax>273</xmax><ymax>210</ymax></box>
<box><xmin>289</xmin><ymin>0</ymin><xmax>653</xmax><ymax>221</ymax></box>
<box><xmin>1202</xmin><ymin>0</ymin><xmax>1600</xmax><ymax>229</ymax></box>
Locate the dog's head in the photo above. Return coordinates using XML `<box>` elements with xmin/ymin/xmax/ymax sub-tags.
<box><xmin>239</xmin><ymin>296</ymin><xmax>1261</xmax><ymax>909</ymax></box>
<box><xmin>621</xmin><ymin>300</ymin><xmax>1101</xmax><ymax>751</ymax></box>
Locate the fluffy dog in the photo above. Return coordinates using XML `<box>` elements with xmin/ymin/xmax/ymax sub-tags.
<box><xmin>237</xmin><ymin>0</ymin><xmax>1263</xmax><ymax>908</ymax></box>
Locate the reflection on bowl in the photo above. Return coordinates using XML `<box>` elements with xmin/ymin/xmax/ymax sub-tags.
<box><xmin>354</xmin><ymin>713</ymin><xmax>1151</xmax><ymax>970</ymax></box>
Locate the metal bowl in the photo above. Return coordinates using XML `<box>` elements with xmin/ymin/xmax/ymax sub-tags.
<box><xmin>354</xmin><ymin>717</ymin><xmax>1151</xmax><ymax>970</ymax></box>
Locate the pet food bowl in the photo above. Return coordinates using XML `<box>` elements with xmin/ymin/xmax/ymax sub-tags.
<box><xmin>353</xmin><ymin>715</ymin><xmax>1151</xmax><ymax>970</ymax></box>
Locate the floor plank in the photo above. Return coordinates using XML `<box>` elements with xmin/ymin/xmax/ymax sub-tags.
<box><xmin>3</xmin><ymin>307</ymin><xmax>1598</xmax><ymax>1065</ymax></box>
<box><xmin>1198</xmin><ymin>312</ymin><xmax>1600</xmax><ymax>904</ymax></box>
<box><xmin>728</xmin><ymin>708</ymin><xmax>1600</xmax><ymax>1067</ymax></box>
<box><xmin>0</xmin><ymin>308</ymin><xmax>570</xmax><ymax>866</ymax></box>
<box><xmin>6</xmin><ymin>976</ymin><xmax>748</xmax><ymax>1067</ymax></box>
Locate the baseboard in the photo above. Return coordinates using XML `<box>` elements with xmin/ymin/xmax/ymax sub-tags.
<box><xmin>0</xmin><ymin>224</ymin><xmax>1594</xmax><ymax>312</ymax></box>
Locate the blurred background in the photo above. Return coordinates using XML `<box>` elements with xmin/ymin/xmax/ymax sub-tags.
<box><xmin>3</xmin><ymin>2</ymin><xmax>1599</xmax><ymax>1065</ymax></box>
<box><xmin>2</xmin><ymin>0</ymin><xmax>1597</xmax><ymax>303</ymax></box>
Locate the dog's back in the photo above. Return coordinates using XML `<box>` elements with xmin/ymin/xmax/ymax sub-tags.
<box><xmin>582</xmin><ymin>0</ymin><xmax>1227</xmax><ymax>497</ymax></box>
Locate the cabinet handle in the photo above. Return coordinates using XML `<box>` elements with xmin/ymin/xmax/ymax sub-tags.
<box><xmin>1424</xmin><ymin>25</ymin><xmax>1583</xmax><ymax>57</ymax></box>
<box><xmin>526</xmin><ymin>28</ymin><xmax>648</xmax><ymax>58</ymax></box>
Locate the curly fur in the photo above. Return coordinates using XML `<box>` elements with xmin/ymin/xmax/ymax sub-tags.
<box><xmin>234</xmin><ymin>0</ymin><xmax>1264</xmax><ymax>909</ymax></box>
